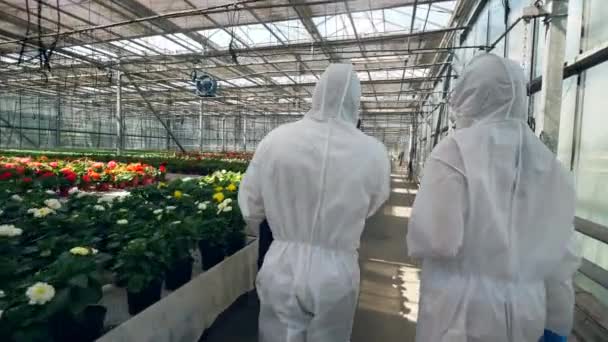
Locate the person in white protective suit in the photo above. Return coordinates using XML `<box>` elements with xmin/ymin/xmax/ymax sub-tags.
<box><xmin>407</xmin><ymin>54</ymin><xmax>580</xmax><ymax>342</ymax></box>
<box><xmin>238</xmin><ymin>63</ymin><xmax>390</xmax><ymax>342</ymax></box>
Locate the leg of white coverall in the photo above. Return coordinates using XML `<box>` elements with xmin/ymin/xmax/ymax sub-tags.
<box><xmin>305</xmin><ymin>288</ymin><xmax>358</xmax><ymax>342</ymax></box>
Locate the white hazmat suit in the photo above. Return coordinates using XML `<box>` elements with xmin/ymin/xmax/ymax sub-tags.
<box><xmin>238</xmin><ymin>64</ymin><xmax>390</xmax><ymax>342</ymax></box>
<box><xmin>407</xmin><ymin>54</ymin><xmax>580</xmax><ymax>342</ymax></box>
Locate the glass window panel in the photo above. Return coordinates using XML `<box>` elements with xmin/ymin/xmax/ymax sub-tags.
<box><xmin>576</xmin><ymin>61</ymin><xmax>608</xmax><ymax>227</ymax></box>
<box><xmin>584</xmin><ymin>0</ymin><xmax>608</xmax><ymax>51</ymax></box>
<box><xmin>565</xmin><ymin>0</ymin><xmax>583</xmax><ymax>62</ymax></box>
<box><xmin>557</xmin><ymin>77</ymin><xmax>578</xmax><ymax>168</ymax></box>
<box><xmin>534</xmin><ymin>21</ymin><xmax>547</xmax><ymax>78</ymax></box>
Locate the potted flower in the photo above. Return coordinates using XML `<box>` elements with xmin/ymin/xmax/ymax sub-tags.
<box><xmin>114</xmin><ymin>237</ymin><xmax>168</xmax><ymax>315</ymax></box>
<box><xmin>160</xmin><ymin>219</ymin><xmax>197</xmax><ymax>291</ymax></box>
<box><xmin>197</xmin><ymin>219</ymin><xmax>227</xmax><ymax>271</ymax></box>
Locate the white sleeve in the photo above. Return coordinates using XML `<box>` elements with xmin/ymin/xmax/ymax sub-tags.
<box><xmin>545</xmin><ymin>232</ymin><xmax>581</xmax><ymax>335</ymax></box>
<box><xmin>407</xmin><ymin>156</ymin><xmax>466</xmax><ymax>258</ymax></box>
<box><xmin>238</xmin><ymin>147</ymin><xmax>267</xmax><ymax>232</ymax></box>
<box><xmin>368</xmin><ymin>151</ymin><xmax>391</xmax><ymax>217</ymax></box>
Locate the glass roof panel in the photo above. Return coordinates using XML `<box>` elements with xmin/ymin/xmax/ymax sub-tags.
<box><xmin>268</xmin><ymin>19</ymin><xmax>313</xmax><ymax>44</ymax></box>
<box><xmin>131</xmin><ymin>35</ymin><xmax>192</xmax><ymax>54</ymax></box>
<box><xmin>109</xmin><ymin>40</ymin><xmax>149</xmax><ymax>56</ymax></box>
<box><xmin>198</xmin><ymin>29</ymin><xmax>233</xmax><ymax>49</ymax></box>
<box><xmin>235</xmin><ymin>24</ymin><xmax>279</xmax><ymax>47</ymax></box>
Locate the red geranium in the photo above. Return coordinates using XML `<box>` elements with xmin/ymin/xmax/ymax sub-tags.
<box><xmin>107</xmin><ymin>161</ymin><xmax>117</xmax><ymax>169</ymax></box>
<box><xmin>90</xmin><ymin>172</ymin><xmax>101</xmax><ymax>181</ymax></box>
<box><xmin>0</xmin><ymin>171</ymin><xmax>12</xmax><ymax>180</ymax></box>
<box><xmin>92</xmin><ymin>162</ymin><xmax>104</xmax><ymax>170</ymax></box>
<box><xmin>82</xmin><ymin>174</ymin><xmax>91</xmax><ymax>183</ymax></box>
<box><xmin>159</xmin><ymin>165</ymin><xmax>167</xmax><ymax>173</ymax></box>
<box><xmin>64</xmin><ymin>171</ymin><xmax>77</xmax><ymax>183</ymax></box>
<box><xmin>15</xmin><ymin>166</ymin><xmax>25</xmax><ymax>175</ymax></box>
<box><xmin>22</xmin><ymin>177</ymin><xmax>33</xmax><ymax>183</ymax></box>
<box><xmin>49</xmin><ymin>162</ymin><xmax>59</xmax><ymax>168</ymax></box>
<box><xmin>41</xmin><ymin>171</ymin><xmax>55</xmax><ymax>178</ymax></box>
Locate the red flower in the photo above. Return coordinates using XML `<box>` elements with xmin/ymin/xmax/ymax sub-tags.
<box><xmin>64</xmin><ymin>172</ymin><xmax>77</xmax><ymax>183</ymax></box>
<box><xmin>15</xmin><ymin>166</ymin><xmax>25</xmax><ymax>175</ymax></box>
<box><xmin>22</xmin><ymin>177</ymin><xmax>33</xmax><ymax>183</ymax></box>
<box><xmin>159</xmin><ymin>165</ymin><xmax>167</xmax><ymax>173</ymax></box>
<box><xmin>49</xmin><ymin>162</ymin><xmax>59</xmax><ymax>168</ymax></box>
<box><xmin>0</xmin><ymin>171</ymin><xmax>11</xmax><ymax>180</ymax></box>
<box><xmin>82</xmin><ymin>174</ymin><xmax>91</xmax><ymax>183</ymax></box>
<box><xmin>41</xmin><ymin>171</ymin><xmax>55</xmax><ymax>178</ymax></box>
<box><xmin>92</xmin><ymin>162</ymin><xmax>104</xmax><ymax>170</ymax></box>
<box><xmin>107</xmin><ymin>161</ymin><xmax>117</xmax><ymax>169</ymax></box>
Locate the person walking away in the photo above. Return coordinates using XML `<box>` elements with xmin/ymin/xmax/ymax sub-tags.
<box><xmin>238</xmin><ymin>63</ymin><xmax>390</xmax><ymax>342</ymax></box>
<box><xmin>407</xmin><ymin>54</ymin><xmax>580</xmax><ymax>342</ymax></box>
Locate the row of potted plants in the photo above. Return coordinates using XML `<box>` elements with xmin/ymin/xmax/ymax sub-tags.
<box><xmin>0</xmin><ymin>170</ymin><xmax>246</xmax><ymax>341</ymax></box>
<box><xmin>0</xmin><ymin>156</ymin><xmax>163</xmax><ymax>193</ymax></box>
<box><xmin>0</xmin><ymin>150</ymin><xmax>250</xmax><ymax>175</ymax></box>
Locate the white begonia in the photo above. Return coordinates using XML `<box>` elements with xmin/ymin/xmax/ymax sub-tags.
<box><xmin>45</xmin><ymin>190</ymin><xmax>56</xmax><ymax>195</ymax></box>
<box><xmin>171</xmin><ymin>221</ymin><xmax>182</xmax><ymax>225</ymax></box>
<box><xmin>26</xmin><ymin>282</ymin><xmax>55</xmax><ymax>305</ymax></box>
<box><xmin>216</xmin><ymin>198</ymin><xmax>233</xmax><ymax>215</ymax></box>
<box><xmin>157</xmin><ymin>215</ymin><xmax>162</xmax><ymax>221</ymax></box>
<box><xmin>91</xmin><ymin>248</ymin><xmax>99</xmax><ymax>255</ymax></box>
<box><xmin>44</xmin><ymin>198</ymin><xmax>62</xmax><ymax>210</ymax></box>
<box><xmin>0</xmin><ymin>309</ymin><xmax>3</xmax><ymax>320</ymax></box>
<box><xmin>76</xmin><ymin>191</ymin><xmax>89</xmax><ymax>199</ymax></box>
<box><xmin>28</xmin><ymin>207</ymin><xmax>56</xmax><ymax>218</ymax></box>
<box><xmin>93</xmin><ymin>205</ymin><xmax>105</xmax><ymax>212</ymax></box>
<box><xmin>97</xmin><ymin>196</ymin><xmax>114</xmax><ymax>204</ymax></box>
<box><xmin>165</xmin><ymin>206</ymin><xmax>177</xmax><ymax>211</ymax></box>
<box><xmin>198</xmin><ymin>201</ymin><xmax>210</xmax><ymax>210</ymax></box>
<box><xmin>165</xmin><ymin>196</ymin><xmax>172</xmax><ymax>200</ymax></box>
<box><xmin>153</xmin><ymin>209</ymin><xmax>163</xmax><ymax>215</ymax></box>
<box><xmin>0</xmin><ymin>225</ymin><xmax>23</xmax><ymax>237</ymax></box>
<box><xmin>0</xmin><ymin>290</ymin><xmax>5</xmax><ymax>298</ymax></box>
<box><xmin>11</xmin><ymin>194</ymin><xmax>23</xmax><ymax>202</ymax></box>
<box><xmin>116</xmin><ymin>219</ymin><xmax>128</xmax><ymax>225</ymax></box>
<box><xmin>0</xmin><ymin>209</ymin><xmax>3</xmax><ymax>216</ymax></box>
<box><xmin>68</xmin><ymin>187</ymin><xmax>79</xmax><ymax>195</ymax></box>
<box><xmin>119</xmin><ymin>208</ymin><xmax>128</xmax><ymax>213</ymax></box>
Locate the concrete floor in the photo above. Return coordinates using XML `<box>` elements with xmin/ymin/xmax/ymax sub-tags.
<box><xmin>201</xmin><ymin>172</ymin><xmax>420</xmax><ymax>342</ymax></box>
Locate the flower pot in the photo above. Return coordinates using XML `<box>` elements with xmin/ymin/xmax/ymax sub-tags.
<box><xmin>127</xmin><ymin>279</ymin><xmax>162</xmax><ymax>315</ymax></box>
<box><xmin>165</xmin><ymin>257</ymin><xmax>193</xmax><ymax>291</ymax></box>
<box><xmin>198</xmin><ymin>240</ymin><xmax>225</xmax><ymax>271</ymax></box>
<box><xmin>49</xmin><ymin>305</ymin><xmax>107</xmax><ymax>342</ymax></box>
<box><xmin>225</xmin><ymin>232</ymin><xmax>246</xmax><ymax>256</ymax></box>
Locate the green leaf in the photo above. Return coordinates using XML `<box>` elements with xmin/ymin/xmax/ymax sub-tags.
<box><xmin>42</xmin><ymin>288</ymin><xmax>71</xmax><ymax>319</ymax></box>
<box><xmin>68</xmin><ymin>274</ymin><xmax>89</xmax><ymax>288</ymax></box>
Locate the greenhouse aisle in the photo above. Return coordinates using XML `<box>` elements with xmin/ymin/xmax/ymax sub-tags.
<box><xmin>201</xmin><ymin>172</ymin><xmax>420</xmax><ymax>342</ymax></box>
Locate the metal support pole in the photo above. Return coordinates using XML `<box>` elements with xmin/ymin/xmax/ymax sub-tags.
<box><xmin>116</xmin><ymin>68</ymin><xmax>123</xmax><ymax>155</ymax></box>
<box><xmin>538</xmin><ymin>0</ymin><xmax>569</xmax><ymax>153</ymax></box>
<box><xmin>221</xmin><ymin>117</ymin><xmax>226</xmax><ymax>152</ymax></box>
<box><xmin>242</xmin><ymin>117</ymin><xmax>247</xmax><ymax>151</ymax></box>
<box><xmin>55</xmin><ymin>92</ymin><xmax>61</xmax><ymax>147</ymax></box>
<box><xmin>199</xmin><ymin>99</ymin><xmax>204</xmax><ymax>151</ymax></box>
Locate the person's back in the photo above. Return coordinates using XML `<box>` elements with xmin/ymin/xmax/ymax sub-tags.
<box><xmin>239</xmin><ymin>64</ymin><xmax>390</xmax><ymax>342</ymax></box>
<box><xmin>407</xmin><ymin>54</ymin><xmax>580</xmax><ymax>342</ymax></box>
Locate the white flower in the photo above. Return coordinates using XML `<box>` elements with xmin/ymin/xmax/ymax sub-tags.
<box><xmin>165</xmin><ymin>196</ymin><xmax>172</xmax><ymax>199</ymax></box>
<box><xmin>97</xmin><ymin>197</ymin><xmax>114</xmax><ymax>204</ymax></box>
<box><xmin>0</xmin><ymin>225</ymin><xmax>23</xmax><ymax>237</ymax></box>
<box><xmin>26</xmin><ymin>282</ymin><xmax>55</xmax><ymax>305</ymax></box>
<box><xmin>93</xmin><ymin>205</ymin><xmax>105</xmax><ymax>212</ymax></box>
<box><xmin>197</xmin><ymin>211</ymin><xmax>202</xmax><ymax>214</ymax></box>
<box><xmin>198</xmin><ymin>201</ymin><xmax>210</xmax><ymax>210</ymax></box>
<box><xmin>0</xmin><ymin>309</ymin><xmax>3</xmax><ymax>319</ymax></box>
<box><xmin>72</xmin><ymin>214</ymin><xmax>79</xmax><ymax>219</ymax></box>
<box><xmin>156</xmin><ymin>215</ymin><xmax>162</xmax><ymax>221</ymax></box>
<box><xmin>153</xmin><ymin>209</ymin><xmax>163</xmax><ymax>215</ymax></box>
<box><xmin>11</xmin><ymin>194</ymin><xmax>23</xmax><ymax>202</ymax></box>
<box><xmin>165</xmin><ymin>206</ymin><xmax>177</xmax><ymax>211</ymax></box>
<box><xmin>216</xmin><ymin>198</ymin><xmax>233</xmax><ymax>215</ymax></box>
<box><xmin>119</xmin><ymin>208</ymin><xmax>128</xmax><ymax>213</ymax></box>
<box><xmin>0</xmin><ymin>289</ymin><xmax>5</xmax><ymax>298</ymax></box>
<box><xmin>171</xmin><ymin>221</ymin><xmax>182</xmax><ymax>225</ymax></box>
<box><xmin>116</xmin><ymin>219</ymin><xmax>128</xmax><ymax>225</ymax></box>
<box><xmin>70</xmin><ymin>247</ymin><xmax>91</xmax><ymax>256</ymax></box>
<box><xmin>0</xmin><ymin>209</ymin><xmax>3</xmax><ymax>216</ymax></box>
<box><xmin>28</xmin><ymin>207</ymin><xmax>56</xmax><ymax>218</ymax></box>
<box><xmin>76</xmin><ymin>191</ymin><xmax>89</xmax><ymax>199</ymax></box>
<box><xmin>68</xmin><ymin>187</ymin><xmax>79</xmax><ymax>195</ymax></box>
<box><xmin>44</xmin><ymin>199</ymin><xmax>62</xmax><ymax>210</ymax></box>
<box><xmin>91</xmin><ymin>248</ymin><xmax>99</xmax><ymax>255</ymax></box>
<box><xmin>27</xmin><ymin>190</ymin><xmax>32</xmax><ymax>193</ymax></box>
<box><xmin>45</xmin><ymin>190</ymin><xmax>56</xmax><ymax>195</ymax></box>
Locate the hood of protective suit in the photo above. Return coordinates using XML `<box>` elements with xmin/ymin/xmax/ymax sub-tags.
<box><xmin>450</xmin><ymin>54</ymin><xmax>528</xmax><ymax>129</ymax></box>
<box><xmin>306</xmin><ymin>63</ymin><xmax>361</xmax><ymax>125</ymax></box>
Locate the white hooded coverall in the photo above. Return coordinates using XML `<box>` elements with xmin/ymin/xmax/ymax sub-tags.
<box><xmin>238</xmin><ymin>64</ymin><xmax>391</xmax><ymax>342</ymax></box>
<box><xmin>407</xmin><ymin>54</ymin><xmax>580</xmax><ymax>342</ymax></box>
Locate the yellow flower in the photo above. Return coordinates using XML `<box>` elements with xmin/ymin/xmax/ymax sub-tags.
<box><xmin>213</xmin><ymin>192</ymin><xmax>225</xmax><ymax>203</ymax></box>
<box><xmin>158</xmin><ymin>182</ymin><xmax>167</xmax><ymax>189</ymax></box>
<box><xmin>70</xmin><ymin>247</ymin><xmax>90</xmax><ymax>256</ymax></box>
<box><xmin>214</xmin><ymin>186</ymin><xmax>224</xmax><ymax>192</ymax></box>
<box><xmin>174</xmin><ymin>190</ymin><xmax>183</xmax><ymax>199</ymax></box>
<box><xmin>226</xmin><ymin>183</ymin><xmax>237</xmax><ymax>192</ymax></box>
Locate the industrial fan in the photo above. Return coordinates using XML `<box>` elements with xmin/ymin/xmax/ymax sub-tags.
<box><xmin>192</xmin><ymin>71</ymin><xmax>218</xmax><ymax>97</ymax></box>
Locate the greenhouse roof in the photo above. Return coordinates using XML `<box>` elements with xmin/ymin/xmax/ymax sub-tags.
<box><xmin>0</xmin><ymin>0</ymin><xmax>468</xmax><ymax>144</ymax></box>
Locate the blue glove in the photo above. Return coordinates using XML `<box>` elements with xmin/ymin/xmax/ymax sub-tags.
<box><xmin>540</xmin><ymin>330</ymin><xmax>567</xmax><ymax>342</ymax></box>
